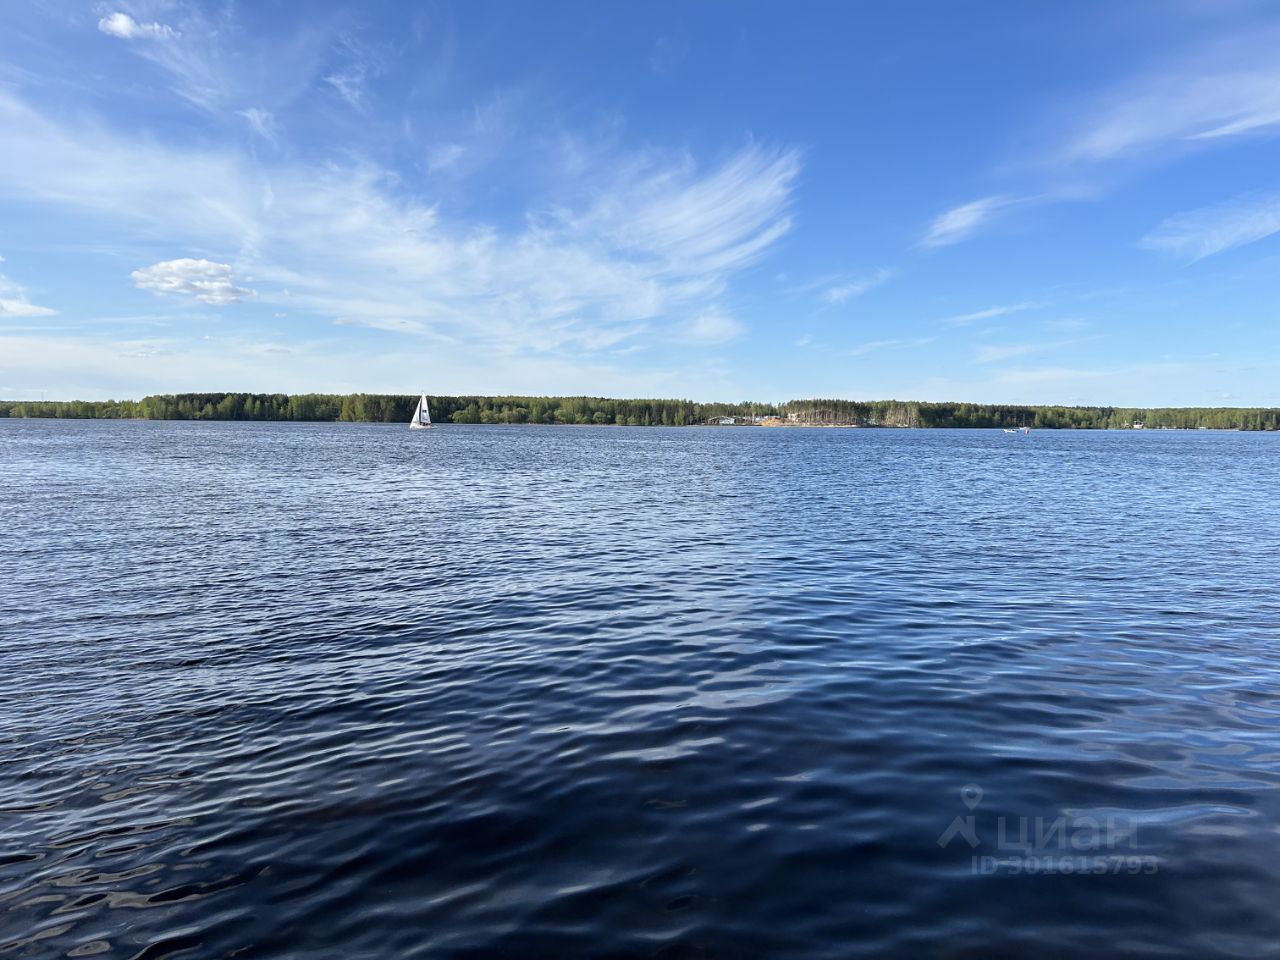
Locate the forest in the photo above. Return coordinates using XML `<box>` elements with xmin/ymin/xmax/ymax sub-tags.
<box><xmin>2</xmin><ymin>393</ymin><xmax>1279</xmax><ymax>430</ymax></box>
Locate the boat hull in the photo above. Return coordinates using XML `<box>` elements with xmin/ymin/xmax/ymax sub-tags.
<box><xmin>409</xmin><ymin>421</ymin><xmax>431</xmax><ymax>430</ymax></box>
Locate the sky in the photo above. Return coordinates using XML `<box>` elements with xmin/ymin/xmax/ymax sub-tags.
<box><xmin>3</xmin><ymin>1</ymin><xmax>1280</xmax><ymax>405</ymax></box>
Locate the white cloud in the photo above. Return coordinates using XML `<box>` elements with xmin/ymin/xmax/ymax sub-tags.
<box><xmin>97</xmin><ymin>12</ymin><xmax>175</xmax><ymax>41</ymax></box>
<box><xmin>848</xmin><ymin>337</ymin><xmax>934</xmax><ymax>357</ymax></box>
<box><xmin>0</xmin><ymin>91</ymin><xmax>798</xmax><ymax>357</ymax></box>
<box><xmin>427</xmin><ymin>142</ymin><xmax>465</xmax><ymax>172</ymax></box>
<box><xmin>921</xmin><ymin>195</ymin><xmax>1017</xmax><ymax>247</ymax></box>
<box><xmin>412</xmin><ymin>93</ymin><xmax>524</xmax><ymax>184</ymax></box>
<box><xmin>323</xmin><ymin>36</ymin><xmax>383</xmax><ymax>111</ymax></box>
<box><xmin>911</xmin><ymin>32</ymin><xmax>1280</xmax><ymax>249</ymax></box>
<box><xmin>944</xmin><ymin>301</ymin><xmax>1039</xmax><ymax>325</ymax></box>
<box><xmin>0</xmin><ymin>272</ymin><xmax>57</xmax><ymax>317</ymax></box>
<box><xmin>93</xmin><ymin>5</ymin><xmax>312</xmax><ymax>115</ymax></box>
<box><xmin>975</xmin><ymin>335</ymin><xmax>1097</xmax><ymax>364</ymax></box>
<box><xmin>0</xmin><ymin>298</ymin><xmax>57</xmax><ymax>318</ymax></box>
<box><xmin>325</xmin><ymin>67</ymin><xmax>367</xmax><ymax>108</ymax></box>
<box><xmin>238</xmin><ymin>108</ymin><xmax>277</xmax><ymax>143</ymax></box>
<box><xmin>131</xmin><ymin>259</ymin><xmax>255</xmax><ymax>305</ymax></box>
<box><xmin>1063</xmin><ymin>43</ymin><xmax>1280</xmax><ymax>163</ymax></box>
<box><xmin>578</xmin><ymin>143</ymin><xmax>801</xmax><ymax>280</ymax></box>
<box><xmin>1140</xmin><ymin>191</ymin><xmax>1280</xmax><ymax>260</ymax></box>
<box><xmin>687</xmin><ymin>307</ymin><xmax>743</xmax><ymax>344</ymax></box>
<box><xmin>823</xmin><ymin>268</ymin><xmax>893</xmax><ymax>304</ymax></box>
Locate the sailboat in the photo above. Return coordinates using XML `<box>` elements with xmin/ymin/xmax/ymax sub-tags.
<box><xmin>409</xmin><ymin>393</ymin><xmax>432</xmax><ymax>430</ymax></box>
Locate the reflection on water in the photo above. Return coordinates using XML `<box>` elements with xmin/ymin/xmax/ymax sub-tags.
<box><xmin>3</xmin><ymin>421</ymin><xmax>1280</xmax><ymax>958</ymax></box>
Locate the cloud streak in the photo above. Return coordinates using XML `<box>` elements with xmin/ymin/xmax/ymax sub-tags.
<box><xmin>974</xmin><ymin>335</ymin><xmax>1098</xmax><ymax>364</ymax></box>
<box><xmin>956</xmin><ymin>28</ymin><xmax>1280</xmax><ymax>250</ymax></box>
<box><xmin>921</xmin><ymin>196</ymin><xmax>1017</xmax><ymax>248</ymax></box>
<box><xmin>1140</xmin><ymin>190</ymin><xmax>1280</xmax><ymax>260</ymax></box>
<box><xmin>848</xmin><ymin>337</ymin><xmax>934</xmax><ymax>357</ymax></box>
<box><xmin>92</xmin><ymin>4</ymin><xmax>306</xmax><ymax>115</ymax></box>
<box><xmin>323</xmin><ymin>35</ymin><xmax>385</xmax><ymax>111</ymax></box>
<box><xmin>238</xmin><ymin>108</ymin><xmax>278</xmax><ymax>143</ymax></box>
<box><xmin>1062</xmin><ymin>41</ymin><xmax>1280</xmax><ymax>163</ymax></box>
<box><xmin>944</xmin><ymin>302</ymin><xmax>1038</xmax><ymax>326</ymax></box>
<box><xmin>823</xmin><ymin>268</ymin><xmax>893</xmax><ymax>304</ymax></box>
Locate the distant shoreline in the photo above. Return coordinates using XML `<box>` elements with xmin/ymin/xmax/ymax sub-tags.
<box><xmin>3</xmin><ymin>393</ymin><xmax>1279</xmax><ymax>430</ymax></box>
<box><xmin>0</xmin><ymin>419</ymin><xmax>1259</xmax><ymax>435</ymax></box>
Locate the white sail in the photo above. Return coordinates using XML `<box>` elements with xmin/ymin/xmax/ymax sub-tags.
<box><xmin>409</xmin><ymin>393</ymin><xmax>432</xmax><ymax>429</ymax></box>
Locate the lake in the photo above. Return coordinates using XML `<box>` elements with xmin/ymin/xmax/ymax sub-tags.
<box><xmin>3</xmin><ymin>420</ymin><xmax>1279</xmax><ymax>958</ymax></box>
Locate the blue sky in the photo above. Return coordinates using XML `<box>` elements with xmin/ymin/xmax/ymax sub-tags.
<box><xmin>3</xmin><ymin>1</ymin><xmax>1280</xmax><ymax>404</ymax></box>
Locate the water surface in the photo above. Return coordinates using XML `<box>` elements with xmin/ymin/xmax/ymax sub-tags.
<box><xmin>3</xmin><ymin>421</ymin><xmax>1279</xmax><ymax>958</ymax></box>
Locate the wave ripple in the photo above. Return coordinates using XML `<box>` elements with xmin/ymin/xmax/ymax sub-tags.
<box><xmin>3</xmin><ymin>422</ymin><xmax>1280</xmax><ymax>958</ymax></box>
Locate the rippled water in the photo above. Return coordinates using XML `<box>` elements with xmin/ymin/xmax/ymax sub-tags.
<box><xmin>3</xmin><ymin>420</ymin><xmax>1280</xmax><ymax>958</ymax></box>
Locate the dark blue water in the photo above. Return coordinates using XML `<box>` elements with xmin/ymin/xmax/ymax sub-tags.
<box><xmin>3</xmin><ymin>421</ymin><xmax>1280</xmax><ymax>958</ymax></box>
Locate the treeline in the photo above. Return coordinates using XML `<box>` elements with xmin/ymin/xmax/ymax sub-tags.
<box><xmin>782</xmin><ymin>399</ymin><xmax>1280</xmax><ymax>430</ymax></box>
<box><xmin>2</xmin><ymin>393</ymin><xmax>1279</xmax><ymax>430</ymax></box>
<box><xmin>0</xmin><ymin>393</ymin><xmax>777</xmax><ymax>426</ymax></box>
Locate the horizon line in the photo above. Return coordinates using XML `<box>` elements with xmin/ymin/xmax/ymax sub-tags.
<box><xmin>4</xmin><ymin>392</ymin><xmax>1280</xmax><ymax>412</ymax></box>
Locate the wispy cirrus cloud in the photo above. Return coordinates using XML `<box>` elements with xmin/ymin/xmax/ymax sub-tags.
<box><xmin>1061</xmin><ymin>32</ymin><xmax>1280</xmax><ymax>163</ymax></box>
<box><xmin>964</xmin><ymin>27</ymin><xmax>1280</xmax><ymax>250</ymax></box>
<box><xmin>944</xmin><ymin>301</ymin><xmax>1039</xmax><ymax>326</ymax></box>
<box><xmin>920</xmin><ymin>195</ymin><xmax>1019</xmax><ymax>248</ymax></box>
<box><xmin>1140</xmin><ymin>190</ymin><xmax>1280</xmax><ymax>260</ymax></box>
<box><xmin>0</xmin><ymin>89</ymin><xmax>799</xmax><ymax>355</ymax></box>
<box><xmin>848</xmin><ymin>336</ymin><xmax>934</xmax><ymax>357</ymax></box>
<box><xmin>91</xmin><ymin>5</ymin><xmax>343</xmax><ymax>120</ymax></box>
<box><xmin>324</xmin><ymin>65</ymin><xmax>367</xmax><ymax>109</ymax></box>
<box><xmin>823</xmin><ymin>268</ymin><xmax>893</xmax><ymax>304</ymax></box>
<box><xmin>238</xmin><ymin>108</ymin><xmax>278</xmax><ymax>143</ymax></box>
<box><xmin>324</xmin><ymin>34</ymin><xmax>387</xmax><ymax>111</ymax></box>
<box><xmin>427</xmin><ymin>142</ymin><xmax>466</xmax><ymax>172</ymax></box>
<box><xmin>975</xmin><ymin>335</ymin><xmax>1097</xmax><ymax>364</ymax></box>
<box><xmin>417</xmin><ymin>91</ymin><xmax>524</xmax><ymax>182</ymax></box>
<box><xmin>96</xmin><ymin>6</ymin><xmax>233</xmax><ymax>112</ymax></box>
